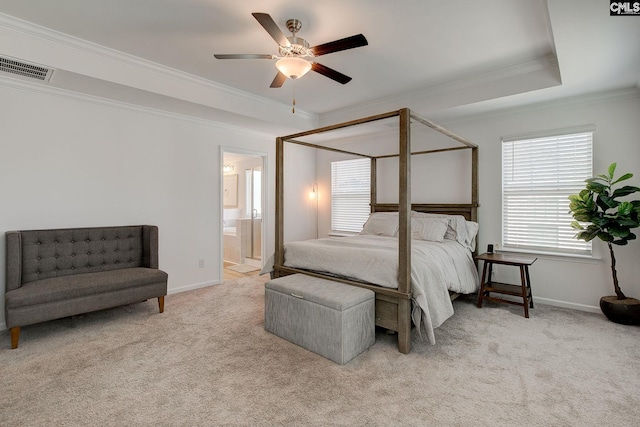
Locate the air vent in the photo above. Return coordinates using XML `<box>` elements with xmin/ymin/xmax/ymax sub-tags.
<box><xmin>0</xmin><ymin>55</ymin><xmax>54</xmax><ymax>82</ymax></box>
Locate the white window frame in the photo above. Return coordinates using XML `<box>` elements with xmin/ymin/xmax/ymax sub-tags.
<box><xmin>331</xmin><ymin>158</ymin><xmax>371</xmax><ymax>233</ymax></box>
<box><xmin>502</xmin><ymin>130</ymin><xmax>593</xmax><ymax>256</ymax></box>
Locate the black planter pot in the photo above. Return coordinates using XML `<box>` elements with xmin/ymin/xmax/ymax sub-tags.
<box><xmin>600</xmin><ymin>296</ymin><xmax>640</xmax><ymax>325</ymax></box>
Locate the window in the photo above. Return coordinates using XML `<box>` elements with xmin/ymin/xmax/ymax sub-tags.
<box><xmin>502</xmin><ymin>131</ymin><xmax>593</xmax><ymax>255</ymax></box>
<box><xmin>331</xmin><ymin>158</ymin><xmax>371</xmax><ymax>233</ymax></box>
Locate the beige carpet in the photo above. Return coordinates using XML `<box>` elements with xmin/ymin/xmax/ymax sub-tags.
<box><xmin>1</xmin><ymin>275</ymin><xmax>639</xmax><ymax>426</ymax></box>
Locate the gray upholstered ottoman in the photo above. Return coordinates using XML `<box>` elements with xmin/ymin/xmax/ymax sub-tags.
<box><xmin>265</xmin><ymin>274</ymin><xmax>375</xmax><ymax>364</ymax></box>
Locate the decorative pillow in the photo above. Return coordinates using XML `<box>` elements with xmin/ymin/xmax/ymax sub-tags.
<box><xmin>411</xmin><ymin>217</ymin><xmax>449</xmax><ymax>242</ymax></box>
<box><xmin>411</xmin><ymin>212</ymin><xmax>474</xmax><ymax>249</ymax></box>
<box><xmin>360</xmin><ymin>213</ymin><xmax>399</xmax><ymax>237</ymax></box>
<box><xmin>465</xmin><ymin>221</ymin><xmax>479</xmax><ymax>251</ymax></box>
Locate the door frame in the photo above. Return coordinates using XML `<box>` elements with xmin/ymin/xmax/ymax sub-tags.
<box><xmin>220</xmin><ymin>146</ymin><xmax>268</xmax><ymax>281</ymax></box>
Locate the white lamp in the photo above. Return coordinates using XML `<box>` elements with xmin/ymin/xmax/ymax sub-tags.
<box><xmin>276</xmin><ymin>57</ymin><xmax>312</xmax><ymax>79</ymax></box>
<box><xmin>309</xmin><ymin>183</ymin><xmax>318</xmax><ymax>199</ymax></box>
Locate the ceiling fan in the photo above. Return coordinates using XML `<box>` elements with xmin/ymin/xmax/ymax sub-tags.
<box><xmin>214</xmin><ymin>13</ymin><xmax>368</xmax><ymax>88</ymax></box>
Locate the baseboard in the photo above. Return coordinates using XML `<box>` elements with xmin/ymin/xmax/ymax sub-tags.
<box><xmin>168</xmin><ymin>280</ymin><xmax>221</xmax><ymax>295</ymax></box>
<box><xmin>534</xmin><ymin>297</ymin><xmax>601</xmax><ymax>314</ymax></box>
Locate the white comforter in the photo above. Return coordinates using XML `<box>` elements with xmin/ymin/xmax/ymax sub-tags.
<box><xmin>282</xmin><ymin>235</ymin><xmax>479</xmax><ymax>344</ymax></box>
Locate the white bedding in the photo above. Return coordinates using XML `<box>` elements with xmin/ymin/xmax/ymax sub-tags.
<box><xmin>282</xmin><ymin>235</ymin><xmax>479</xmax><ymax>345</ymax></box>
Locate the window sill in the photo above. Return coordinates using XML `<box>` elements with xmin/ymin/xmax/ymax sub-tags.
<box><xmin>499</xmin><ymin>247</ymin><xmax>601</xmax><ymax>264</ymax></box>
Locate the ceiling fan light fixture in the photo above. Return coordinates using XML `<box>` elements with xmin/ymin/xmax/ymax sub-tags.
<box><xmin>275</xmin><ymin>57</ymin><xmax>312</xmax><ymax>79</ymax></box>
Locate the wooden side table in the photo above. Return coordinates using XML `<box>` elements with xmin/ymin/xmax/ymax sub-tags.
<box><xmin>475</xmin><ymin>253</ymin><xmax>537</xmax><ymax>318</ymax></box>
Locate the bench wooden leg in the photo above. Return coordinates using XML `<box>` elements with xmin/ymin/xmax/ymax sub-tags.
<box><xmin>158</xmin><ymin>296</ymin><xmax>165</xmax><ymax>313</ymax></box>
<box><xmin>10</xmin><ymin>326</ymin><xmax>20</xmax><ymax>349</ymax></box>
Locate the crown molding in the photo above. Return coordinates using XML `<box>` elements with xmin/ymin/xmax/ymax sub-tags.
<box><xmin>0</xmin><ymin>74</ymin><xmax>276</xmax><ymax>139</ymax></box>
<box><xmin>0</xmin><ymin>12</ymin><xmax>317</xmax><ymax>125</ymax></box>
<box><xmin>435</xmin><ymin>86</ymin><xmax>640</xmax><ymax>126</ymax></box>
<box><xmin>319</xmin><ymin>54</ymin><xmax>560</xmax><ymax>126</ymax></box>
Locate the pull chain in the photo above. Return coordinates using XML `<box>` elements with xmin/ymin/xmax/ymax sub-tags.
<box><xmin>291</xmin><ymin>79</ymin><xmax>296</xmax><ymax>114</ymax></box>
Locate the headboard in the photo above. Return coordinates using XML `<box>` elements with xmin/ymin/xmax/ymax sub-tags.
<box><xmin>372</xmin><ymin>203</ymin><xmax>477</xmax><ymax>222</ymax></box>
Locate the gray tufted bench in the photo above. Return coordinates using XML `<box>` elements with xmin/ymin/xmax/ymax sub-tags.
<box><xmin>4</xmin><ymin>225</ymin><xmax>168</xmax><ymax>349</ymax></box>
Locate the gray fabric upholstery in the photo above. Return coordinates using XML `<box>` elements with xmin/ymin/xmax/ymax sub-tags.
<box><xmin>265</xmin><ymin>274</ymin><xmax>374</xmax><ymax>311</ymax></box>
<box><xmin>6</xmin><ymin>282</ymin><xmax>166</xmax><ymax>328</ymax></box>
<box><xmin>4</xmin><ymin>225</ymin><xmax>167</xmax><ymax>333</ymax></box>
<box><xmin>6</xmin><ymin>268</ymin><xmax>167</xmax><ymax>309</ymax></box>
<box><xmin>5</xmin><ymin>232</ymin><xmax>21</xmax><ymax>292</ymax></box>
<box><xmin>265</xmin><ymin>274</ymin><xmax>375</xmax><ymax>365</ymax></box>
<box><xmin>18</xmin><ymin>226</ymin><xmax>145</xmax><ymax>284</ymax></box>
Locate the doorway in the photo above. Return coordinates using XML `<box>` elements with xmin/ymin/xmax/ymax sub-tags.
<box><xmin>222</xmin><ymin>149</ymin><xmax>266</xmax><ymax>280</ymax></box>
<box><xmin>245</xmin><ymin>166</ymin><xmax>262</xmax><ymax>262</ymax></box>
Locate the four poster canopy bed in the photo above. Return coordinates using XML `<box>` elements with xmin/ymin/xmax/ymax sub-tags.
<box><xmin>274</xmin><ymin>108</ymin><xmax>479</xmax><ymax>354</ymax></box>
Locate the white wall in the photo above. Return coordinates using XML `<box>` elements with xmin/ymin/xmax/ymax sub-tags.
<box><xmin>282</xmin><ymin>143</ymin><xmax>318</xmax><ymax>243</ymax></box>
<box><xmin>375</xmin><ymin>150</ymin><xmax>473</xmax><ymax>204</ymax></box>
<box><xmin>0</xmin><ymin>82</ymin><xmax>275</xmax><ymax>329</ymax></box>
<box><xmin>447</xmin><ymin>92</ymin><xmax>640</xmax><ymax>311</ymax></box>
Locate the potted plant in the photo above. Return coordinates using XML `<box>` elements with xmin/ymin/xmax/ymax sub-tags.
<box><xmin>568</xmin><ymin>163</ymin><xmax>640</xmax><ymax>325</ymax></box>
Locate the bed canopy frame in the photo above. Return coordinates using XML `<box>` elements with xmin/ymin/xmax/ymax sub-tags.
<box><xmin>274</xmin><ymin>108</ymin><xmax>478</xmax><ymax>354</ymax></box>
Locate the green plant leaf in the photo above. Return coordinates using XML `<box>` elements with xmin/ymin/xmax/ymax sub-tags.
<box><xmin>611</xmin><ymin>173</ymin><xmax>634</xmax><ymax>185</ymax></box>
<box><xmin>591</xmin><ymin>216</ymin><xmax>608</xmax><ymax>227</ymax></box>
<box><xmin>587</xmin><ymin>181</ymin><xmax>608</xmax><ymax>193</ymax></box>
<box><xmin>608</xmin><ymin>163</ymin><xmax>617</xmax><ymax>179</ymax></box>
<box><xmin>612</xmin><ymin>239</ymin><xmax>628</xmax><ymax>246</ymax></box>
<box><xmin>608</xmin><ymin>227</ymin><xmax>630</xmax><ymax>238</ymax></box>
<box><xmin>597</xmin><ymin>232</ymin><xmax>614</xmax><ymax>242</ymax></box>
<box><xmin>570</xmin><ymin>221</ymin><xmax>584</xmax><ymax>230</ymax></box>
<box><xmin>616</xmin><ymin>218</ymin><xmax>640</xmax><ymax>227</ymax></box>
<box><xmin>572</xmin><ymin>213</ymin><xmax>593</xmax><ymax>222</ymax></box>
<box><xmin>587</xmin><ymin>177</ymin><xmax>607</xmax><ymax>183</ymax></box>
<box><xmin>579</xmin><ymin>228</ymin><xmax>600</xmax><ymax>241</ymax></box>
<box><xmin>618</xmin><ymin>201</ymin><xmax>633</xmax><ymax>216</ymax></box>
<box><xmin>612</xmin><ymin>185</ymin><xmax>640</xmax><ymax>198</ymax></box>
<box><xmin>596</xmin><ymin>195</ymin><xmax>617</xmax><ymax>211</ymax></box>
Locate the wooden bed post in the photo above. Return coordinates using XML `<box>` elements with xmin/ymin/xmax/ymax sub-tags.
<box><xmin>397</xmin><ymin>108</ymin><xmax>412</xmax><ymax>354</ymax></box>
<box><xmin>370</xmin><ymin>157</ymin><xmax>377</xmax><ymax>212</ymax></box>
<box><xmin>472</xmin><ymin>146</ymin><xmax>478</xmax><ymax>222</ymax></box>
<box><xmin>275</xmin><ymin>137</ymin><xmax>285</xmax><ymax>276</ymax></box>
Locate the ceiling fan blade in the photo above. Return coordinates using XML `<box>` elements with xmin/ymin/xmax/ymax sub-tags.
<box><xmin>252</xmin><ymin>13</ymin><xmax>291</xmax><ymax>47</ymax></box>
<box><xmin>311</xmin><ymin>34</ymin><xmax>368</xmax><ymax>57</ymax></box>
<box><xmin>270</xmin><ymin>72</ymin><xmax>287</xmax><ymax>88</ymax></box>
<box><xmin>214</xmin><ymin>54</ymin><xmax>274</xmax><ymax>59</ymax></box>
<box><xmin>311</xmin><ymin>63</ymin><xmax>352</xmax><ymax>84</ymax></box>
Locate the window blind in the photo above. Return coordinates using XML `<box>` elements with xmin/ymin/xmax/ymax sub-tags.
<box><xmin>331</xmin><ymin>158</ymin><xmax>371</xmax><ymax>233</ymax></box>
<box><xmin>502</xmin><ymin>132</ymin><xmax>593</xmax><ymax>255</ymax></box>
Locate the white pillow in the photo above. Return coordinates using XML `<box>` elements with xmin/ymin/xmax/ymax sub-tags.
<box><xmin>411</xmin><ymin>217</ymin><xmax>449</xmax><ymax>242</ymax></box>
<box><xmin>411</xmin><ymin>212</ymin><xmax>473</xmax><ymax>248</ymax></box>
<box><xmin>465</xmin><ymin>221</ymin><xmax>479</xmax><ymax>251</ymax></box>
<box><xmin>360</xmin><ymin>213</ymin><xmax>399</xmax><ymax>236</ymax></box>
